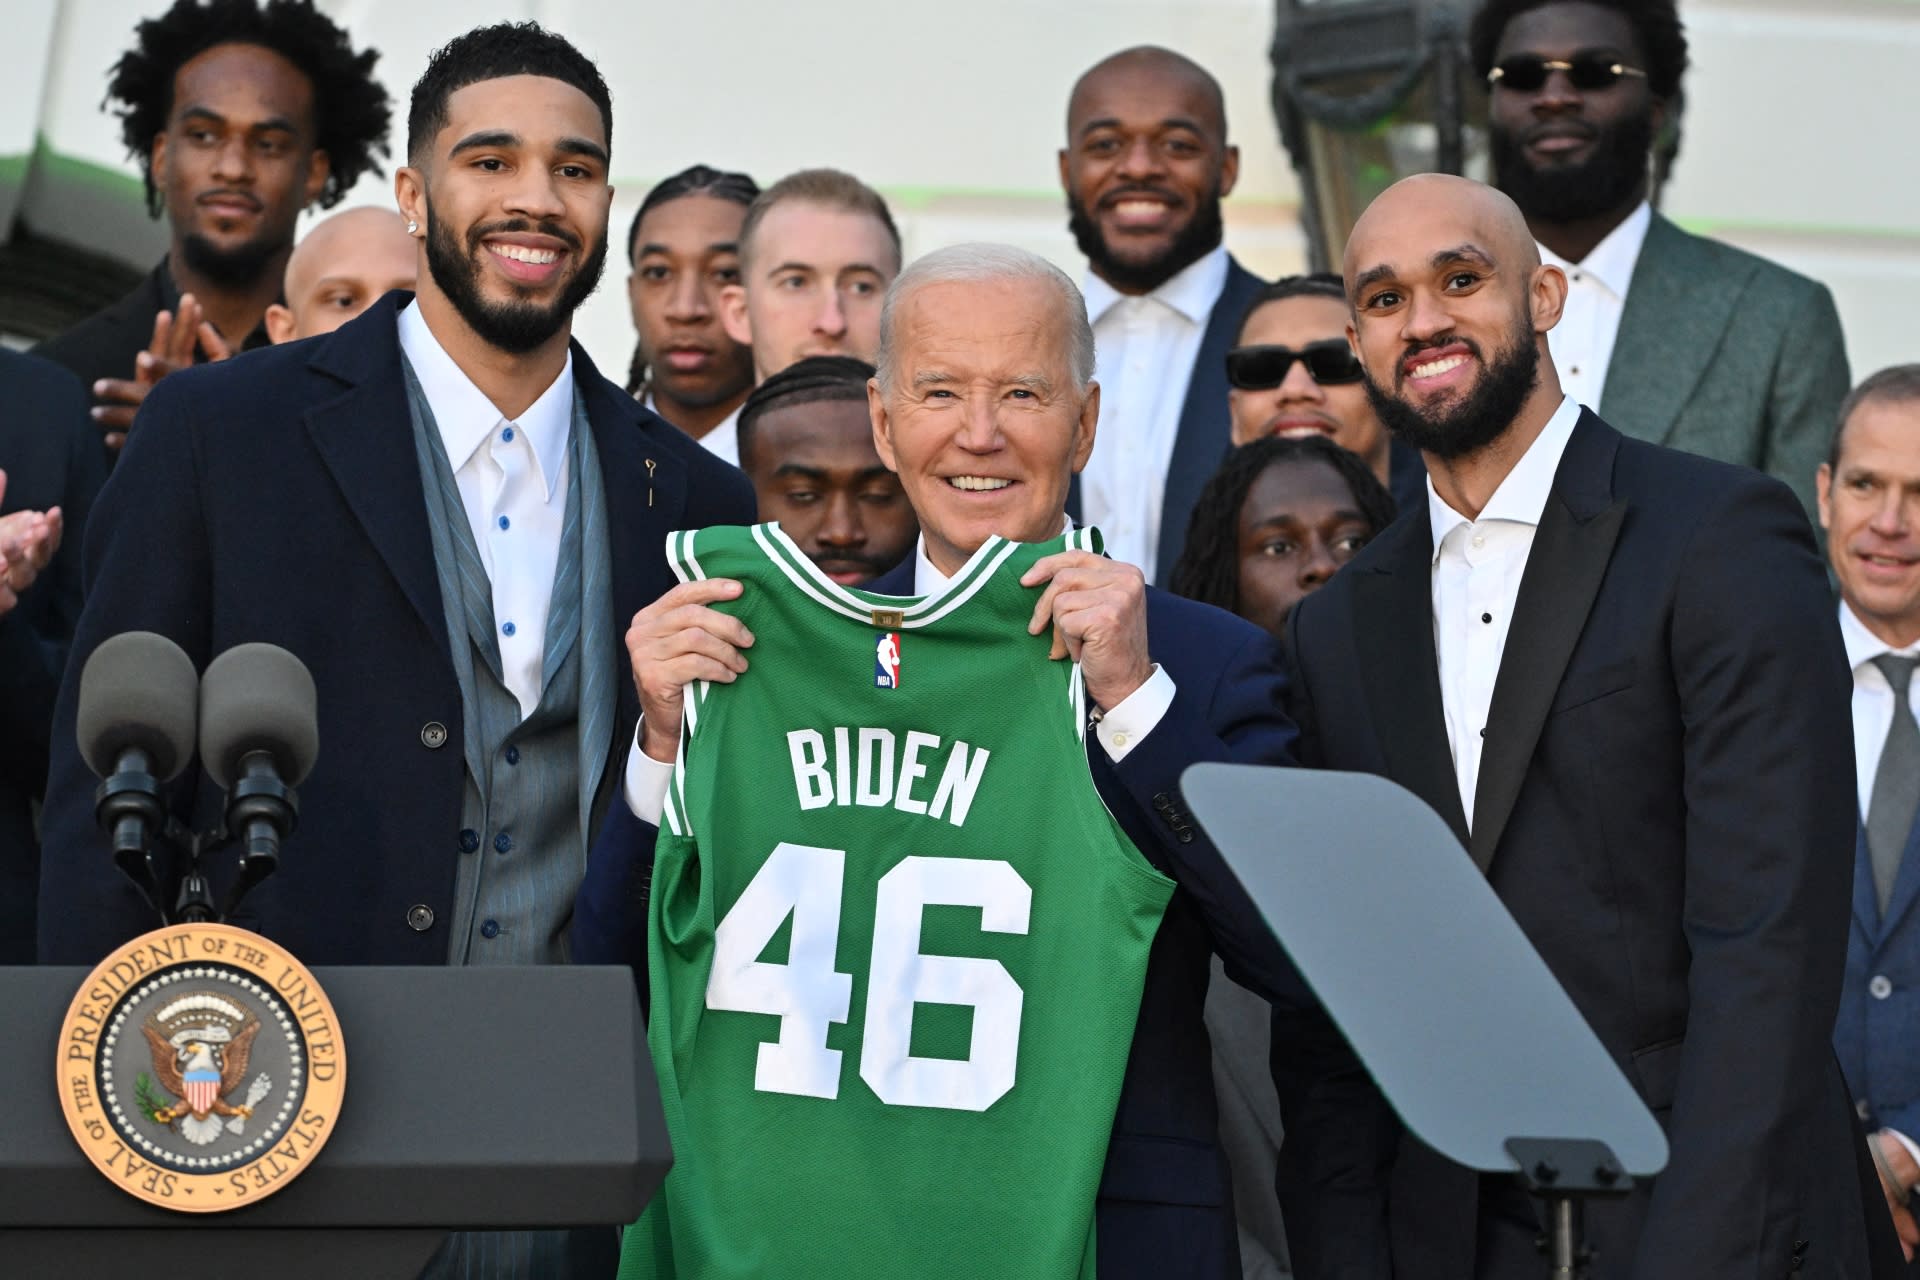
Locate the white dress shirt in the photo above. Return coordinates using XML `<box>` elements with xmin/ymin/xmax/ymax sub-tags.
<box><xmin>621</xmin><ymin>522</ymin><xmax>1174</xmax><ymax>821</ymax></box>
<box><xmin>1428</xmin><ymin>395</ymin><xmax>1582</xmax><ymax>828</ymax></box>
<box><xmin>398</xmin><ymin>301</ymin><xmax>573</xmax><ymax>720</ymax></box>
<box><xmin>1080</xmin><ymin>245</ymin><xmax>1230</xmax><ymax>582</ymax></box>
<box><xmin>1539</xmin><ymin>201</ymin><xmax>1651</xmax><ymax>411</ymax></box>
<box><xmin>1839</xmin><ymin>600</ymin><xmax>1920</xmax><ymax>1167</ymax></box>
<box><xmin>644</xmin><ymin>392</ymin><xmax>742</xmax><ymax>467</ymax></box>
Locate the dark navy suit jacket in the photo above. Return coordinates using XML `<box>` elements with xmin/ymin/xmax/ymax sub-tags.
<box><xmin>36</xmin><ymin>293</ymin><xmax>754</xmax><ymax>965</ymax></box>
<box><xmin>1278</xmin><ymin>410</ymin><xmax>1892</xmax><ymax>1280</ymax></box>
<box><xmin>0</xmin><ymin>349</ymin><xmax>104</xmax><ymax>962</ymax></box>
<box><xmin>574</xmin><ymin>555</ymin><xmax>1301</xmax><ymax>1279</ymax></box>
<box><xmin>1837</xmin><ymin>815</ymin><xmax>1920</xmax><ymax>1140</ymax></box>
<box><xmin>1069</xmin><ymin>255</ymin><xmax>1265</xmax><ymax>586</ymax></box>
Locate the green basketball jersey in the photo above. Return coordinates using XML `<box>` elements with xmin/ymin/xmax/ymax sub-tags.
<box><xmin>621</xmin><ymin>523</ymin><xmax>1174</xmax><ymax>1280</ymax></box>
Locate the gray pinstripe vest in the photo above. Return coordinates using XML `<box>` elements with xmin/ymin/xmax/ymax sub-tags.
<box><xmin>402</xmin><ymin>353</ymin><xmax>619</xmax><ymax>1278</ymax></box>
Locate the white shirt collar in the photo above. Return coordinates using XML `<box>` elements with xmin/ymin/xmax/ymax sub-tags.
<box><xmin>1081</xmin><ymin>243</ymin><xmax>1230</xmax><ymax>328</ymax></box>
<box><xmin>912</xmin><ymin>517</ymin><xmax>1074</xmax><ymax>595</ymax></box>
<box><xmin>396</xmin><ymin>300</ymin><xmax>574</xmax><ymax>499</ymax></box>
<box><xmin>1840</xmin><ymin>598</ymin><xmax>1920</xmax><ymax>672</ymax></box>
<box><xmin>1538</xmin><ymin>200</ymin><xmax>1652</xmax><ymax>299</ymax></box>
<box><xmin>1427</xmin><ymin>394</ymin><xmax>1583</xmax><ymax>562</ymax></box>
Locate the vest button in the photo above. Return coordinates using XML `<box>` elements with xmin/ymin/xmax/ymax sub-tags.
<box><xmin>458</xmin><ymin>829</ymin><xmax>480</xmax><ymax>854</ymax></box>
<box><xmin>406</xmin><ymin>904</ymin><xmax>435</xmax><ymax>932</ymax></box>
<box><xmin>480</xmin><ymin>918</ymin><xmax>501</xmax><ymax>940</ymax></box>
<box><xmin>1870</xmin><ymin>974</ymin><xmax>1894</xmax><ymax>1000</ymax></box>
<box><xmin>421</xmin><ymin>721</ymin><xmax>449</xmax><ymax>749</ymax></box>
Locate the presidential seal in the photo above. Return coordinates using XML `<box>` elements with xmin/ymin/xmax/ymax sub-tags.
<box><xmin>56</xmin><ymin>922</ymin><xmax>346</xmax><ymax>1212</ymax></box>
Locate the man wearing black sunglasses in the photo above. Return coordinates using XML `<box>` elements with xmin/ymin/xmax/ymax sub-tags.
<box><xmin>1225</xmin><ymin>273</ymin><xmax>1430</xmax><ymax>513</ymax></box>
<box><xmin>1471</xmin><ymin>0</ymin><xmax>1848</xmax><ymax>522</ymax></box>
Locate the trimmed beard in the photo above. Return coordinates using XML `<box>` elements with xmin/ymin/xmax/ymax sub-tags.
<box><xmin>1363</xmin><ymin>315</ymin><xmax>1541</xmax><ymax>461</ymax></box>
<box><xmin>1491</xmin><ymin>110</ymin><xmax>1656</xmax><ymax>225</ymax></box>
<box><xmin>423</xmin><ymin>194</ymin><xmax>608</xmax><ymax>356</ymax></box>
<box><xmin>1067</xmin><ymin>184</ymin><xmax>1225</xmax><ymax>295</ymax></box>
<box><xmin>179</xmin><ymin>229</ymin><xmax>287</xmax><ymax>290</ymax></box>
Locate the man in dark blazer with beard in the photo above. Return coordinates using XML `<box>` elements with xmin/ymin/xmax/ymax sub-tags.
<box><xmin>1274</xmin><ymin>174</ymin><xmax>1897</xmax><ymax>1280</ymax></box>
<box><xmin>37</xmin><ymin>27</ymin><xmax>754</xmax><ymax>979</ymax></box>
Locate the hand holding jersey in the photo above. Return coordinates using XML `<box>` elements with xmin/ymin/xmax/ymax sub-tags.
<box><xmin>1022</xmin><ymin>549</ymin><xmax>1155</xmax><ymax>710</ymax></box>
<box><xmin>626</xmin><ymin>577</ymin><xmax>754</xmax><ymax>763</ymax></box>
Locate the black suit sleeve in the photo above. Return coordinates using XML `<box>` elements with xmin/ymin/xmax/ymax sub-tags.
<box><xmin>37</xmin><ymin>377</ymin><xmax>212</xmax><ymax>960</ymax></box>
<box><xmin>1103</xmin><ymin>620</ymin><xmax>1305</xmax><ymax>1004</ymax></box>
<box><xmin>1268</xmin><ymin>595</ymin><xmax>1398</xmax><ymax>1280</ymax></box>
<box><xmin>1631</xmin><ymin>476</ymin><xmax>1855</xmax><ymax>1275</ymax></box>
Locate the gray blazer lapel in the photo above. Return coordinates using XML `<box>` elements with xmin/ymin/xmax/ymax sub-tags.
<box><xmin>1470</xmin><ymin>412</ymin><xmax>1625</xmax><ymax>872</ymax></box>
<box><xmin>1597</xmin><ymin>214</ymin><xmax>1743</xmax><ymax>447</ymax></box>
<box><xmin>570</xmin><ymin>387</ymin><xmax>617</xmax><ymax>843</ymax></box>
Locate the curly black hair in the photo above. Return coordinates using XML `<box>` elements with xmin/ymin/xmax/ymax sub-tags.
<box><xmin>1468</xmin><ymin>0</ymin><xmax>1689</xmax><ymax>99</ymax></box>
<box><xmin>106</xmin><ymin>0</ymin><xmax>390</xmax><ymax>217</ymax></box>
<box><xmin>1169</xmin><ymin>434</ymin><xmax>1398</xmax><ymax>618</ymax></box>
<box><xmin>409</xmin><ymin>23</ymin><xmax>612</xmax><ymax>163</ymax></box>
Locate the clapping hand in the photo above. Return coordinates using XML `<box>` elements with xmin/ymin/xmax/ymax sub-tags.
<box><xmin>0</xmin><ymin>470</ymin><xmax>64</xmax><ymax>618</ymax></box>
<box><xmin>91</xmin><ymin>292</ymin><xmax>233</xmax><ymax>451</ymax></box>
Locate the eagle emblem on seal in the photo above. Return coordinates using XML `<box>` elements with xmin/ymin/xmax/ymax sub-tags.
<box><xmin>136</xmin><ymin>992</ymin><xmax>273</xmax><ymax>1146</ymax></box>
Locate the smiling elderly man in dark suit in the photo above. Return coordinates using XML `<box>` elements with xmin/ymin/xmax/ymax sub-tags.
<box><xmin>1274</xmin><ymin>173</ymin><xmax>1897</xmax><ymax>1280</ymax></box>
<box><xmin>577</xmin><ymin>242</ymin><xmax>1302</xmax><ymax>1278</ymax></box>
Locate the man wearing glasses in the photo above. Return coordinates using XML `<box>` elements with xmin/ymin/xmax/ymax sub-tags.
<box><xmin>1473</xmin><ymin>0</ymin><xmax>1849</xmax><ymax>520</ymax></box>
<box><xmin>1225</xmin><ymin>273</ymin><xmax>1427</xmax><ymax>513</ymax></box>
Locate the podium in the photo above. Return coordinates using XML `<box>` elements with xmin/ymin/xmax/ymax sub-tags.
<box><xmin>0</xmin><ymin>964</ymin><xmax>670</xmax><ymax>1278</ymax></box>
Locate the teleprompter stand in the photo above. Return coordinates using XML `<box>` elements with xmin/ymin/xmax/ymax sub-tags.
<box><xmin>1183</xmin><ymin>764</ymin><xmax>1669</xmax><ymax>1279</ymax></box>
<box><xmin>0</xmin><ymin>964</ymin><xmax>669</xmax><ymax>1279</ymax></box>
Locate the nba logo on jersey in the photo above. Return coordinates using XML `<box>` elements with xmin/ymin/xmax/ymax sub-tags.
<box><xmin>873</xmin><ymin>632</ymin><xmax>901</xmax><ymax>689</ymax></box>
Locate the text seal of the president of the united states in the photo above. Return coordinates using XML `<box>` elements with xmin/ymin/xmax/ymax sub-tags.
<box><xmin>57</xmin><ymin>922</ymin><xmax>346</xmax><ymax>1212</ymax></box>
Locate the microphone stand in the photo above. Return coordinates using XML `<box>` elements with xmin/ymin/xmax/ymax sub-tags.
<box><xmin>105</xmin><ymin>753</ymin><xmax>300</xmax><ymax>928</ymax></box>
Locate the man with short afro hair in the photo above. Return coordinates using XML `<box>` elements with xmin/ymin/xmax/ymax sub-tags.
<box><xmin>35</xmin><ymin>0</ymin><xmax>390</xmax><ymax>456</ymax></box>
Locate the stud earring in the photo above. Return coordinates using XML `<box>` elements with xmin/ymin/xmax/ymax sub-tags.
<box><xmin>407</xmin><ymin>220</ymin><xmax>419</xmax><ymax>235</ymax></box>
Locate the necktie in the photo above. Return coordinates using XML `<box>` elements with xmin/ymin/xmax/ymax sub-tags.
<box><xmin>1868</xmin><ymin>653</ymin><xmax>1920</xmax><ymax>913</ymax></box>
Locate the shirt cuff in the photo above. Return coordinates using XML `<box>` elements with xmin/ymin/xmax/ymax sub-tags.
<box><xmin>1095</xmin><ymin>665</ymin><xmax>1174</xmax><ymax>763</ymax></box>
<box><xmin>1888</xmin><ymin>1127</ymin><xmax>1920</xmax><ymax>1176</ymax></box>
<box><xmin>620</xmin><ymin>720</ymin><xmax>673</xmax><ymax>826</ymax></box>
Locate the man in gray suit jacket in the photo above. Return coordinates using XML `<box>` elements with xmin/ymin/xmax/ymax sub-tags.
<box><xmin>1472</xmin><ymin>0</ymin><xmax>1847</xmax><ymax>518</ymax></box>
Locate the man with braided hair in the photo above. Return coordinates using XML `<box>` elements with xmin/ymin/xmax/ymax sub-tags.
<box><xmin>621</xmin><ymin>164</ymin><xmax>760</xmax><ymax>457</ymax></box>
<box><xmin>736</xmin><ymin>354</ymin><xmax>916</xmax><ymax>586</ymax></box>
<box><xmin>35</xmin><ymin>0</ymin><xmax>390</xmax><ymax>455</ymax></box>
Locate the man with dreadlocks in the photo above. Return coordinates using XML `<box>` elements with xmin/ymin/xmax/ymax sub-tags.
<box><xmin>34</xmin><ymin>0</ymin><xmax>390</xmax><ymax>455</ymax></box>
<box><xmin>621</xmin><ymin>164</ymin><xmax>760</xmax><ymax>460</ymax></box>
<box><xmin>1169</xmin><ymin>432</ymin><xmax>1394</xmax><ymax>1278</ymax></box>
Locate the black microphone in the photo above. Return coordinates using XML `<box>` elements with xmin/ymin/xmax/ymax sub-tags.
<box><xmin>198</xmin><ymin>643</ymin><xmax>318</xmax><ymax>918</ymax></box>
<box><xmin>75</xmin><ymin>631</ymin><xmax>200</xmax><ymax>919</ymax></box>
